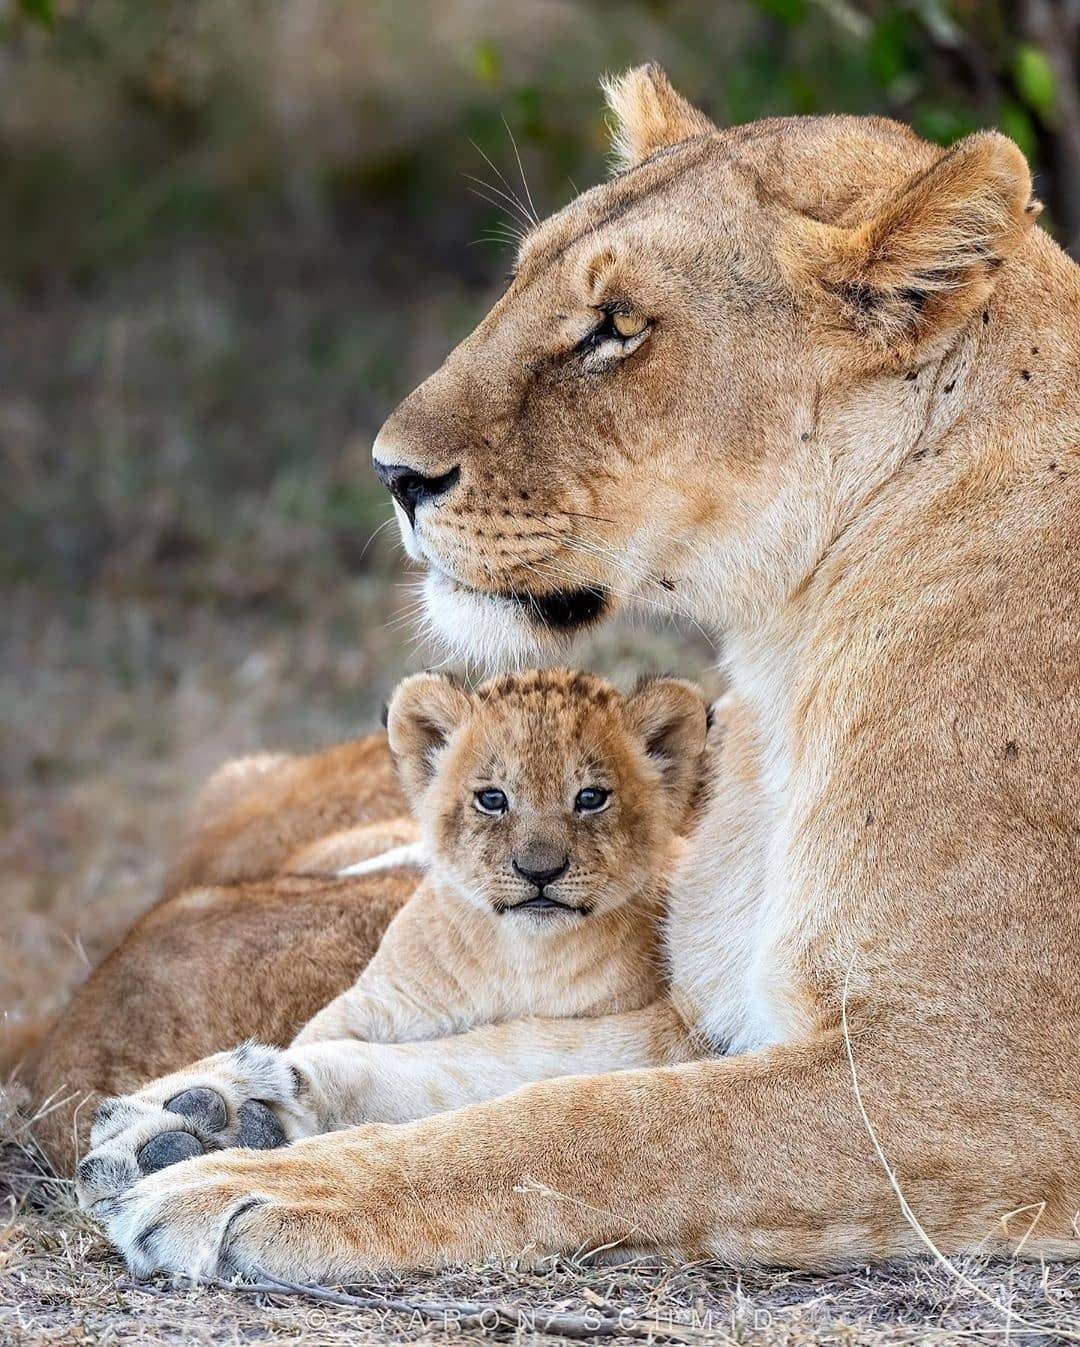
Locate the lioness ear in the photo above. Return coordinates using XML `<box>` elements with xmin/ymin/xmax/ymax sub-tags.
<box><xmin>785</xmin><ymin>131</ymin><xmax>1039</xmax><ymax>357</ymax></box>
<box><xmin>602</xmin><ymin>64</ymin><xmax>715</xmax><ymax>171</ymax></box>
<box><xmin>386</xmin><ymin>673</ymin><xmax>471</xmax><ymax>801</ymax></box>
<box><xmin>625</xmin><ymin>677</ymin><xmax>709</xmax><ymax>823</ymax></box>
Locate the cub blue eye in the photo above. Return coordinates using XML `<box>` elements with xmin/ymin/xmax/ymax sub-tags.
<box><xmin>475</xmin><ymin>788</ymin><xmax>508</xmax><ymax>815</ymax></box>
<box><xmin>575</xmin><ymin>786</ymin><xmax>610</xmax><ymax>813</ymax></box>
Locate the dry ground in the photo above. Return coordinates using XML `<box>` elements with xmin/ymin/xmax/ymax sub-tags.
<box><xmin>2</xmin><ymin>582</ymin><xmax>1079</xmax><ymax>1345</ymax></box>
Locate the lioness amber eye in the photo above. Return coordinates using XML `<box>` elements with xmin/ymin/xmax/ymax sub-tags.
<box><xmin>575</xmin><ymin>786</ymin><xmax>611</xmax><ymax>813</ymax></box>
<box><xmin>612</xmin><ymin>311</ymin><xmax>647</xmax><ymax>339</ymax></box>
<box><xmin>475</xmin><ymin>788</ymin><xmax>509</xmax><ymax>816</ymax></box>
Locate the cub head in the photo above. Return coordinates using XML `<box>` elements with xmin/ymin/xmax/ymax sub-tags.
<box><xmin>386</xmin><ymin>668</ymin><xmax>708</xmax><ymax>923</ymax></box>
<box><xmin>373</xmin><ymin>65</ymin><xmax>1040</xmax><ymax>661</ymax></box>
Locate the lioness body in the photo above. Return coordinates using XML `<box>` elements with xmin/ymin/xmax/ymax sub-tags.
<box><xmin>42</xmin><ymin>69</ymin><xmax>1080</xmax><ymax>1275</ymax></box>
<box><xmin>26</xmin><ymin>735</ymin><xmax>416</xmax><ymax>1172</ymax></box>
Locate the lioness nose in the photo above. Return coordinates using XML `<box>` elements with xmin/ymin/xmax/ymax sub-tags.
<box><xmin>512</xmin><ymin>856</ymin><xmax>570</xmax><ymax>888</ymax></box>
<box><xmin>373</xmin><ymin>460</ymin><xmax>460</xmax><ymax>526</ymax></box>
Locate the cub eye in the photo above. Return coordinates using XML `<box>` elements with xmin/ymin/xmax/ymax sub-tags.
<box><xmin>575</xmin><ymin>786</ymin><xmax>611</xmax><ymax>814</ymax></box>
<box><xmin>474</xmin><ymin>788</ymin><xmax>509</xmax><ymax>816</ymax></box>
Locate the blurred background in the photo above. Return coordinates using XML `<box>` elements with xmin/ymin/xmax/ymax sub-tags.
<box><xmin>3</xmin><ymin>0</ymin><xmax>1078</xmax><ymax>1036</ymax></box>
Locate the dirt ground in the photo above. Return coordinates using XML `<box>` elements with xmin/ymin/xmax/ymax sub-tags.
<box><xmin>3</xmin><ymin>582</ymin><xmax>1079</xmax><ymax>1346</ymax></box>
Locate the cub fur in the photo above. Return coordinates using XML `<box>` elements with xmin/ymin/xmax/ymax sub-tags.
<box><xmin>298</xmin><ymin>668</ymin><xmax>709</xmax><ymax>1045</ymax></box>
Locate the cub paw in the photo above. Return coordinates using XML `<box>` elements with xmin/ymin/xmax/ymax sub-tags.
<box><xmin>77</xmin><ymin>1042</ymin><xmax>319</xmax><ymax>1210</ymax></box>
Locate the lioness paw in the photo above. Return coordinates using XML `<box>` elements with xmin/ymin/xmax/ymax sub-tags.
<box><xmin>87</xmin><ymin>1142</ymin><xmax>357</xmax><ymax>1281</ymax></box>
<box><xmin>77</xmin><ymin>1042</ymin><xmax>320</xmax><ymax>1211</ymax></box>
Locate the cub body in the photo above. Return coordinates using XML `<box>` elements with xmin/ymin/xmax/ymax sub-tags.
<box><xmin>297</xmin><ymin>668</ymin><xmax>709</xmax><ymax>1046</ymax></box>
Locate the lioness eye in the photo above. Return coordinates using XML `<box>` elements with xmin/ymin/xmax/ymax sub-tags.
<box><xmin>612</xmin><ymin>311</ymin><xmax>647</xmax><ymax>338</ymax></box>
<box><xmin>475</xmin><ymin>788</ymin><xmax>509</xmax><ymax>815</ymax></box>
<box><xmin>575</xmin><ymin>786</ymin><xmax>611</xmax><ymax>814</ymax></box>
<box><xmin>578</xmin><ymin>308</ymin><xmax>650</xmax><ymax>358</ymax></box>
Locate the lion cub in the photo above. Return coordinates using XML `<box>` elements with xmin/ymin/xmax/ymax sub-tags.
<box><xmin>73</xmin><ymin>669</ymin><xmax>709</xmax><ymax>1193</ymax></box>
<box><xmin>294</xmin><ymin>668</ymin><xmax>709</xmax><ymax>1048</ymax></box>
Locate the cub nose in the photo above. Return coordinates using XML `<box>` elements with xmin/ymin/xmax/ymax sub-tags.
<box><xmin>512</xmin><ymin>856</ymin><xmax>570</xmax><ymax>888</ymax></box>
<box><xmin>373</xmin><ymin>460</ymin><xmax>460</xmax><ymax>526</ymax></box>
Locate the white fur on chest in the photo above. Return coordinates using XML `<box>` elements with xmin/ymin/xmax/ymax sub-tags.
<box><xmin>665</xmin><ymin>649</ymin><xmax>809</xmax><ymax>1054</ymax></box>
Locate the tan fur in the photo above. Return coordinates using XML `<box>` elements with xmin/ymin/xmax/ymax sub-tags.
<box><xmin>163</xmin><ymin>732</ymin><xmax>405</xmax><ymax>895</ymax></box>
<box><xmin>56</xmin><ymin>67</ymin><xmax>1080</xmax><ymax>1276</ymax></box>
<box><xmin>286</xmin><ymin>818</ymin><xmax>420</xmax><ymax>873</ymax></box>
<box><xmin>26</xmin><ymin>734</ymin><xmax>415</xmax><ymax>1173</ymax></box>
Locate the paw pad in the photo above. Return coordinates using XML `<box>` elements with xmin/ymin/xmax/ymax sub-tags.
<box><xmin>137</xmin><ymin>1130</ymin><xmax>205</xmax><ymax>1174</ymax></box>
<box><xmin>237</xmin><ymin>1100</ymin><xmax>286</xmax><ymax>1150</ymax></box>
<box><xmin>166</xmin><ymin>1086</ymin><xmax>228</xmax><ymax>1132</ymax></box>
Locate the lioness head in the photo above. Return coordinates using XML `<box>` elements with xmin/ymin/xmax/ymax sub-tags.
<box><xmin>386</xmin><ymin>668</ymin><xmax>707</xmax><ymax>922</ymax></box>
<box><xmin>373</xmin><ymin>65</ymin><xmax>1039</xmax><ymax>662</ymax></box>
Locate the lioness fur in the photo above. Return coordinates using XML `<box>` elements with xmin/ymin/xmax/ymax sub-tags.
<box><xmin>40</xmin><ymin>66</ymin><xmax>1080</xmax><ymax>1276</ymax></box>
<box><xmin>24</xmin><ymin>734</ymin><xmax>416</xmax><ymax>1173</ymax></box>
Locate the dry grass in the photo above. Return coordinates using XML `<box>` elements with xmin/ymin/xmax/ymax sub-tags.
<box><xmin>3</xmin><ymin>582</ymin><xmax>1079</xmax><ymax>1344</ymax></box>
<box><xmin>3</xmin><ymin>1171</ymin><xmax>1080</xmax><ymax>1347</ymax></box>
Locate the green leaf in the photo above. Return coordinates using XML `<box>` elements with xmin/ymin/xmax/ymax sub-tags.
<box><xmin>1013</xmin><ymin>44</ymin><xmax>1056</xmax><ymax>123</ymax></box>
<box><xmin>868</xmin><ymin>10</ymin><xmax>911</xmax><ymax>88</ymax></box>
<box><xmin>998</xmin><ymin>100</ymin><xmax>1037</xmax><ymax>161</ymax></box>
<box><xmin>751</xmin><ymin>0</ymin><xmax>808</xmax><ymax>23</ymax></box>
<box><xmin>17</xmin><ymin>0</ymin><xmax>55</xmax><ymax>27</ymax></box>
<box><xmin>472</xmin><ymin>40</ymin><xmax>500</xmax><ymax>86</ymax></box>
<box><xmin>912</xmin><ymin>103</ymin><xmax>977</xmax><ymax>147</ymax></box>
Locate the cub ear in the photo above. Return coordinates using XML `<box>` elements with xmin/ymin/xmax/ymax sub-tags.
<box><xmin>386</xmin><ymin>673</ymin><xmax>471</xmax><ymax>801</ymax></box>
<box><xmin>625</xmin><ymin>677</ymin><xmax>709</xmax><ymax>823</ymax></box>
<box><xmin>784</xmin><ymin>131</ymin><xmax>1040</xmax><ymax>358</ymax></box>
<box><xmin>602</xmin><ymin>64</ymin><xmax>715</xmax><ymax>172</ymax></box>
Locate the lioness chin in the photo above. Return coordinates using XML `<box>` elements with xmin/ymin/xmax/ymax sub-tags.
<box><xmin>33</xmin><ymin>65</ymin><xmax>1080</xmax><ymax>1276</ymax></box>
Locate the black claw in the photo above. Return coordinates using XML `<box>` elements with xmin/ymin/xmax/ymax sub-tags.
<box><xmin>134</xmin><ymin>1219</ymin><xmax>166</xmax><ymax>1259</ymax></box>
<box><xmin>237</xmin><ymin>1100</ymin><xmax>286</xmax><ymax>1150</ymax></box>
<box><xmin>217</xmin><ymin>1196</ymin><xmax>266</xmax><ymax>1278</ymax></box>
<box><xmin>137</xmin><ymin>1130</ymin><xmax>205</xmax><ymax>1175</ymax></box>
<box><xmin>166</xmin><ymin>1086</ymin><xmax>227</xmax><ymax>1133</ymax></box>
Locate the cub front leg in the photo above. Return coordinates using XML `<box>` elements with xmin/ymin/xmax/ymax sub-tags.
<box><xmin>79</xmin><ymin>1002</ymin><xmax>694</xmax><ymax>1222</ymax></box>
<box><xmin>76</xmin><ymin>1043</ymin><xmax>326</xmax><ymax>1208</ymax></box>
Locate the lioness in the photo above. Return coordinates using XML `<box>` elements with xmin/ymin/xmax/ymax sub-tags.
<box><xmin>42</xmin><ymin>65</ymin><xmax>1080</xmax><ymax>1275</ymax></box>
<box><xmin>75</xmin><ymin>670</ymin><xmax>703</xmax><ymax>1182</ymax></box>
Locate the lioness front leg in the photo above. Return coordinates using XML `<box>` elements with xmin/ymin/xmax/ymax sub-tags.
<box><xmin>77</xmin><ymin>1001</ymin><xmax>691</xmax><ymax>1204</ymax></box>
<box><xmin>83</xmin><ymin>1028</ymin><xmax>1077</xmax><ymax>1281</ymax></box>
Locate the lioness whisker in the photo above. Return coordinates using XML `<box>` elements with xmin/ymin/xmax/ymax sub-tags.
<box><xmin>469</xmin><ymin>232</ymin><xmax>523</xmax><ymax>254</ymax></box>
<box><xmin>469</xmin><ymin>137</ymin><xmax>537</xmax><ymax>232</ymax></box>
<box><xmin>544</xmin><ymin>509</ymin><xmax>618</xmax><ymax>526</ymax></box>
<box><xmin>357</xmin><ymin>514</ymin><xmax>400</xmax><ymax>563</ymax></box>
<box><xmin>501</xmin><ymin>115</ymin><xmax>540</xmax><ymax>226</ymax></box>
<box><xmin>464</xmin><ymin>195</ymin><xmax>529</xmax><ymax>246</ymax></box>
<box><xmin>465</xmin><ymin>177</ymin><xmax>534</xmax><ymax>235</ymax></box>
